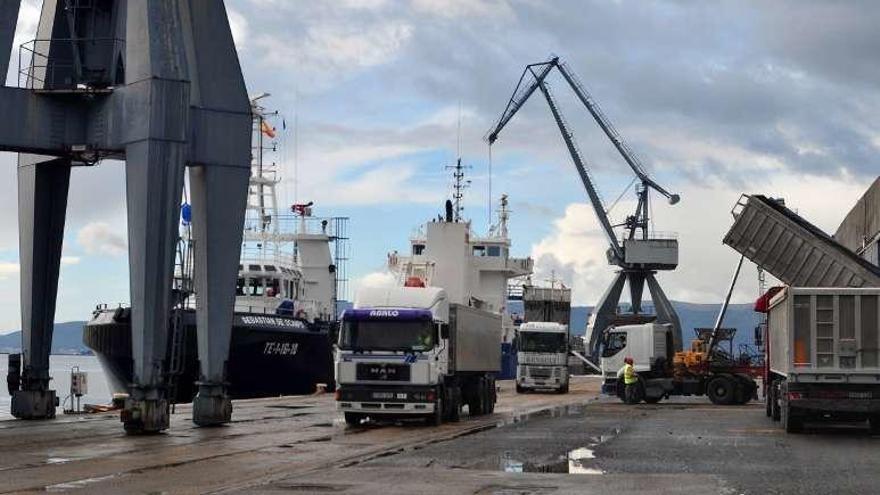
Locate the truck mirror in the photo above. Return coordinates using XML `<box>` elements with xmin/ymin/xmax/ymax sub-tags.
<box><xmin>439</xmin><ymin>323</ymin><xmax>449</xmax><ymax>340</ymax></box>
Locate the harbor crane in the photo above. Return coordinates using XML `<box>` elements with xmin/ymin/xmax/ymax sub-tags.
<box><xmin>486</xmin><ymin>55</ymin><xmax>683</xmax><ymax>360</ymax></box>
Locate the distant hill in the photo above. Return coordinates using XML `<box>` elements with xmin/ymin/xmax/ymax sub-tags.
<box><xmin>0</xmin><ymin>321</ymin><xmax>89</xmax><ymax>355</ymax></box>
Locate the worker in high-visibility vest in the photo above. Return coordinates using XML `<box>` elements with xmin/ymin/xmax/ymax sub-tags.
<box><xmin>617</xmin><ymin>356</ymin><xmax>638</xmax><ymax>404</ymax></box>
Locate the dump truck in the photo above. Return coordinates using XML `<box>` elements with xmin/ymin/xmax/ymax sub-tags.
<box><xmin>335</xmin><ymin>286</ymin><xmax>500</xmax><ymax>425</ymax></box>
<box><xmin>600</xmin><ymin>322</ymin><xmax>760</xmax><ymax>404</ymax></box>
<box><xmin>516</xmin><ymin>322</ymin><xmax>570</xmax><ymax>393</ymax></box>
<box><xmin>599</xmin><ymin>255</ymin><xmax>762</xmax><ymax>404</ymax></box>
<box><xmin>765</xmin><ymin>287</ymin><xmax>880</xmax><ymax>433</ymax></box>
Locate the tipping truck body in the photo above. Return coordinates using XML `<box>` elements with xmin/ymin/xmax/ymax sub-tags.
<box><xmin>335</xmin><ymin>286</ymin><xmax>501</xmax><ymax>425</ymax></box>
<box><xmin>599</xmin><ymin>322</ymin><xmax>760</xmax><ymax>405</ymax></box>
<box><xmin>516</xmin><ymin>322</ymin><xmax>570</xmax><ymax>393</ymax></box>
<box><xmin>765</xmin><ymin>287</ymin><xmax>880</xmax><ymax>433</ymax></box>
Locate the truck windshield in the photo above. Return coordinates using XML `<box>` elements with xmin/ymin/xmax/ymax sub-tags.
<box><xmin>339</xmin><ymin>320</ymin><xmax>435</xmax><ymax>352</ymax></box>
<box><xmin>602</xmin><ymin>331</ymin><xmax>627</xmax><ymax>357</ymax></box>
<box><xmin>518</xmin><ymin>332</ymin><xmax>567</xmax><ymax>353</ymax></box>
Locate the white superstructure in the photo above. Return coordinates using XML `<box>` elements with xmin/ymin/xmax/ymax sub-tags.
<box><xmin>179</xmin><ymin>96</ymin><xmax>344</xmax><ymax>323</ymax></box>
<box><xmin>387</xmin><ymin>194</ymin><xmax>533</xmax><ymax>341</ymax></box>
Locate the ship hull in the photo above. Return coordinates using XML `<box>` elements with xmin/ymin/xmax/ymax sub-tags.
<box><xmin>83</xmin><ymin>308</ymin><xmax>334</xmax><ymax>403</ymax></box>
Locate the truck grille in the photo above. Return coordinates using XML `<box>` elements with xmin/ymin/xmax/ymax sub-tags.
<box><xmin>529</xmin><ymin>367</ymin><xmax>553</xmax><ymax>379</ymax></box>
<box><xmin>356</xmin><ymin>363</ymin><xmax>411</xmax><ymax>382</ymax></box>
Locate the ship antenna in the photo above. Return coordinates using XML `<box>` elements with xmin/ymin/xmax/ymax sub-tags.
<box><xmin>445</xmin><ymin>157</ymin><xmax>471</xmax><ymax>223</ymax></box>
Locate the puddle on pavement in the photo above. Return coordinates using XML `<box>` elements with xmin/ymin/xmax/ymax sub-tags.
<box><xmin>500</xmin><ymin>449</ymin><xmax>604</xmax><ymax>475</ymax></box>
<box><xmin>498</xmin><ymin>403</ymin><xmax>588</xmax><ymax>427</ymax></box>
<box><xmin>498</xmin><ymin>428</ymin><xmax>620</xmax><ymax>475</ymax></box>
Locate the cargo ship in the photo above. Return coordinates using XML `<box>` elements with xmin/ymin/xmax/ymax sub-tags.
<box><xmin>385</xmin><ymin>160</ymin><xmax>533</xmax><ymax>378</ymax></box>
<box><xmin>83</xmin><ymin>96</ymin><xmax>349</xmax><ymax>402</ymax></box>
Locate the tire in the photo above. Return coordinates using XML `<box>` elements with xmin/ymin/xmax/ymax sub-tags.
<box><xmin>558</xmin><ymin>383</ymin><xmax>570</xmax><ymax>394</ymax></box>
<box><xmin>707</xmin><ymin>375</ymin><xmax>736</xmax><ymax>405</ymax></box>
<box><xmin>344</xmin><ymin>412</ymin><xmax>363</xmax><ymax>426</ymax></box>
<box><xmin>468</xmin><ymin>378</ymin><xmax>485</xmax><ymax>416</ymax></box>
<box><xmin>733</xmin><ymin>377</ymin><xmax>751</xmax><ymax>405</ymax></box>
<box><xmin>487</xmin><ymin>378</ymin><xmax>497</xmax><ymax>413</ymax></box>
<box><xmin>869</xmin><ymin>415</ymin><xmax>880</xmax><ymax>434</ymax></box>
<box><xmin>781</xmin><ymin>402</ymin><xmax>802</xmax><ymax>433</ymax></box>
<box><xmin>516</xmin><ymin>384</ymin><xmax>525</xmax><ymax>394</ymax></box>
<box><xmin>771</xmin><ymin>382</ymin><xmax>781</xmax><ymax>421</ymax></box>
<box><xmin>446</xmin><ymin>388</ymin><xmax>461</xmax><ymax>422</ymax></box>
<box><xmin>644</xmin><ymin>396</ymin><xmax>661</xmax><ymax>404</ymax></box>
<box><xmin>427</xmin><ymin>398</ymin><xmax>443</xmax><ymax>426</ymax></box>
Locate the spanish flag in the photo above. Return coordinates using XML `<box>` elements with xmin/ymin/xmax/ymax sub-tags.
<box><xmin>260</xmin><ymin>120</ymin><xmax>276</xmax><ymax>139</ymax></box>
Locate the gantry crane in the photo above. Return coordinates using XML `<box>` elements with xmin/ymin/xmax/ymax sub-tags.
<box><xmin>486</xmin><ymin>55</ymin><xmax>683</xmax><ymax>360</ymax></box>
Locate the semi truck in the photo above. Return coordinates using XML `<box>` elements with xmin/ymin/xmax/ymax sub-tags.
<box><xmin>335</xmin><ymin>286</ymin><xmax>501</xmax><ymax>425</ymax></box>
<box><xmin>600</xmin><ymin>322</ymin><xmax>760</xmax><ymax>405</ymax></box>
<box><xmin>765</xmin><ymin>287</ymin><xmax>880</xmax><ymax>433</ymax></box>
<box><xmin>516</xmin><ymin>322</ymin><xmax>570</xmax><ymax>393</ymax></box>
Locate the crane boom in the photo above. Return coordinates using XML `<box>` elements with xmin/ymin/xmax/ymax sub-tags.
<box><xmin>536</xmin><ymin>81</ymin><xmax>623</xmax><ymax>261</ymax></box>
<box><xmin>554</xmin><ymin>61</ymin><xmax>679</xmax><ymax>204</ymax></box>
<box><xmin>486</xmin><ymin>58</ymin><xmax>556</xmax><ymax>144</ymax></box>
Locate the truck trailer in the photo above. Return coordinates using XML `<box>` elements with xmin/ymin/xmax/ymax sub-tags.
<box><xmin>765</xmin><ymin>287</ymin><xmax>880</xmax><ymax>433</ymax></box>
<box><xmin>335</xmin><ymin>286</ymin><xmax>500</xmax><ymax>425</ymax></box>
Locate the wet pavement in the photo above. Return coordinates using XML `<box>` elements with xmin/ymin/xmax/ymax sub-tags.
<box><xmin>0</xmin><ymin>377</ymin><xmax>603</xmax><ymax>493</ymax></box>
<box><xmin>2</xmin><ymin>378</ymin><xmax>879</xmax><ymax>494</ymax></box>
<box><xmin>303</xmin><ymin>397</ymin><xmax>880</xmax><ymax>495</ymax></box>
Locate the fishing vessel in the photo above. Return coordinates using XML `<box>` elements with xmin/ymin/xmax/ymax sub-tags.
<box><xmin>386</xmin><ymin>160</ymin><xmax>533</xmax><ymax>376</ymax></box>
<box><xmin>83</xmin><ymin>96</ymin><xmax>349</xmax><ymax>402</ymax></box>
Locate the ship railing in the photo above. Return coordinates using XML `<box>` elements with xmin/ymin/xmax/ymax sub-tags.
<box><xmin>239</xmin><ymin>247</ymin><xmax>298</xmax><ymax>270</ymax></box>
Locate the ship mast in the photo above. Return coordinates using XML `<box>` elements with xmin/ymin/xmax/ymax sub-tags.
<box><xmin>446</xmin><ymin>158</ymin><xmax>471</xmax><ymax>223</ymax></box>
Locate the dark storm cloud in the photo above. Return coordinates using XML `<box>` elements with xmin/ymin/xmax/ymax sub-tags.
<box><xmin>337</xmin><ymin>0</ymin><xmax>880</xmax><ymax>181</ymax></box>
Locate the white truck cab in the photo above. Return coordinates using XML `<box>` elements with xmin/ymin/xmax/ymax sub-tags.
<box><xmin>335</xmin><ymin>285</ymin><xmax>500</xmax><ymax>425</ymax></box>
<box><xmin>599</xmin><ymin>323</ymin><xmax>672</xmax><ymax>394</ymax></box>
<box><xmin>516</xmin><ymin>322</ymin><xmax>570</xmax><ymax>393</ymax></box>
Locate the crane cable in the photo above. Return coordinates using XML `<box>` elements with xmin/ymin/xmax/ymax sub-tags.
<box><xmin>488</xmin><ymin>143</ymin><xmax>493</xmax><ymax>229</ymax></box>
<box><xmin>606</xmin><ymin>177</ymin><xmax>637</xmax><ymax>216</ymax></box>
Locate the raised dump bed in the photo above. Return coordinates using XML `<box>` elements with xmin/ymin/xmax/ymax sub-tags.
<box><xmin>723</xmin><ymin>195</ymin><xmax>880</xmax><ymax>288</ymax></box>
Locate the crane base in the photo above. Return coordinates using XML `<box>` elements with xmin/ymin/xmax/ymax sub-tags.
<box><xmin>192</xmin><ymin>385</ymin><xmax>232</xmax><ymax>426</ymax></box>
<box><xmin>122</xmin><ymin>396</ymin><xmax>169</xmax><ymax>434</ymax></box>
<box><xmin>11</xmin><ymin>389</ymin><xmax>57</xmax><ymax>419</ymax></box>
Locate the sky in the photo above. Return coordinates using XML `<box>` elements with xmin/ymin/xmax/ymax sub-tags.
<box><xmin>0</xmin><ymin>0</ymin><xmax>878</xmax><ymax>331</ymax></box>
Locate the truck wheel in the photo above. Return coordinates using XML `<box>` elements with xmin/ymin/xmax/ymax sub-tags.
<box><xmin>616</xmin><ymin>378</ymin><xmax>627</xmax><ymax>403</ymax></box>
<box><xmin>487</xmin><ymin>378</ymin><xmax>497</xmax><ymax>413</ymax></box>
<box><xmin>446</xmin><ymin>388</ymin><xmax>461</xmax><ymax>422</ymax></box>
<box><xmin>771</xmin><ymin>382</ymin><xmax>781</xmax><ymax>421</ymax></box>
<box><xmin>558</xmin><ymin>383</ymin><xmax>569</xmax><ymax>394</ymax></box>
<box><xmin>707</xmin><ymin>376</ymin><xmax>736</xmax><ymax>405</ymax></box>
<box><xmin>516</xmin><ymin>384</ymin><xmax>525</xmax><ymax>394</ymax></box>
<box><xmin>427</xmin><ymin>399</ymin><xmax>443</xmax><ymax>426</ymax></box>
<box><xmin>468</xmin><ymin>379</ymin><xmax>485</xmax><ymax>416</ymax></box>
<box><xmin>732</xmin><ymin>377</ymin><xmax>749</xmax><ymax>405</ymax></box>
<box><xmin>644</xmin><ymin>396</ymin><xmax>661</xmax><ymax>404</ymax></box>
<box><xmin>869</xmin><ymin>415</ymin><xmax>880</xmax><ymax>435</ymax></box>
<box><xmin>344</xmin><ymin>413</ymin><xmax>363</xmax><ymax>426</ymax></box>
<box><xmin>781</xmin><ymin>402</ymin><xmax>802</xmax><ymax>433</ymax></box>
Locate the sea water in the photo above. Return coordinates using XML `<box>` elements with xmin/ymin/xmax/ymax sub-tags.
<box><xmin>0</xmin><ymin>354</ymin><xmax>110</xmax><ymax>420</ymax></box>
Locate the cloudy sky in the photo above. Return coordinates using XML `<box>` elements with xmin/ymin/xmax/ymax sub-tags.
<box><xmin>0</xmin><ymin>0</ymin><xmax>878</xmax><ymax>331</ymax></box>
